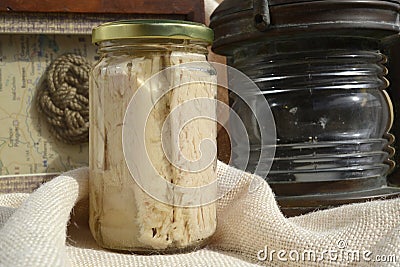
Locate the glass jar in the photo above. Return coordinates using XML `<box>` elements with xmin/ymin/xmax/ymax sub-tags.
<box><xmin>89</xmin><ymin>20</ymin><xmax>217</xmax><ymax>252</ymax></box>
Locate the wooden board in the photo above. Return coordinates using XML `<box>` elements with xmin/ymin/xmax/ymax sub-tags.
<box><xmin>0</xmin><ymin>0</ymin><xmax>206</xmax><ymax>23</ymax></box>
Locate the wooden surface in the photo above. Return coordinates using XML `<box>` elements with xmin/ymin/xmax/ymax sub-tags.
<box><xmin>0</xmin><ymin>0</ymin><xmax>206</xmax><ymax>22</ymax></box>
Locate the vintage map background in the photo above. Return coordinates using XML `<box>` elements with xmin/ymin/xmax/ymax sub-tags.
<box><xmin>0</xmin><ymin>34</ymin><xmax>96</xmax><ymax>175</ymax></box>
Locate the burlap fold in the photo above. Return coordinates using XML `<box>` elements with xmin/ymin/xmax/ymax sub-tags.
<box><xmin>0</xmin><ymin>162</ymin><xmax>399</xmax><ymax>266</ymax></box>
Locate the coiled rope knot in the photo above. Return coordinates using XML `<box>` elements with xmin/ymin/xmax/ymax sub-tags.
<box><xmin>37</xmin><ymin>54</ymin><xmax>91</xmax><ymax>144</ymax></box>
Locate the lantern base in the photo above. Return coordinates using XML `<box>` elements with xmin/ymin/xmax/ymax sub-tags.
<box><xmin>274</xmin><ymin>185</ymin><xmax>400</xmax><ymax>217</ymax></box>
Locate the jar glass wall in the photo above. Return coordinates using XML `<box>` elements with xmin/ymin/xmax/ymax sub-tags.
<box><xmin>89</xmin><ymin>22</ymin><xmax>217</xmax><ymax>253</ymax></box>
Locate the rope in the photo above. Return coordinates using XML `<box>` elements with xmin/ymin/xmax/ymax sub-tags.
<box><xmin>37</xmin><ymin>54</ymin><xmax>91</xmax><ymax>144</ymax></box>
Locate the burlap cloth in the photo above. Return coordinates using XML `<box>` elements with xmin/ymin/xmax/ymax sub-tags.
<box><xmin>0</xmin><ymin>161</ymin><xmax>399</xmax><ymax>266</ymax></box>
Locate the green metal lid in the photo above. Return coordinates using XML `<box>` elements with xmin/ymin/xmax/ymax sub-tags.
<box><xmin>92</xmin><ymin>19</ymin><xmax>214</xmax><ymax>44</ymax></box>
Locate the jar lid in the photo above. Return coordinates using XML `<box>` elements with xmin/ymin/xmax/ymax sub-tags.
<box><xmin>92</xmin><ymin>19</ymin><xmax>214</xmax><ymax>44</ymax></box>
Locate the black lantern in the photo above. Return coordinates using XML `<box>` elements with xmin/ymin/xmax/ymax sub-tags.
<box><xmin>210</xmin><ymin>0</ymin><xmax>400</xmax><ymax>216</ymax></box>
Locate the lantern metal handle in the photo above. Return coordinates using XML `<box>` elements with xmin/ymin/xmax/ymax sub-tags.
<box><xmin>253</xmin><ymin>0</ymin><xmax>271</xmax><ymax>31</ymax></box>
